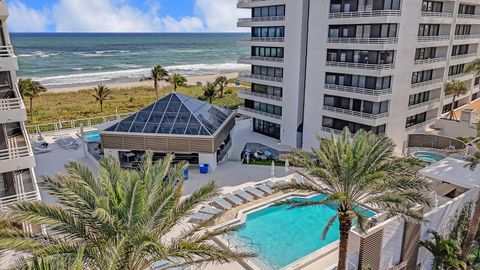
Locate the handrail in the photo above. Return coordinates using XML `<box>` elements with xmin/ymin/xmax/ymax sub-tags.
<box><xmin>451</xmin><ymin>52</ymin><xmax>477</xmax><ymax>60</ymax></box>
<box><xmin>454</xmin><ymin>34</ymin><xmax>480</xmax><ymax>40</ymax></box>
<box><xmin>238</xmin><ymin>55</ymin><xmax>284</xmax><ymax>63</ymax></box>
<box><xmin>327</xmin><ymin>37</ymin><xmax>397</xmax><ymax>44</ymax></box>
<box><xmin>0</xmin><ymin>97</ymin><xmax>23</xmax><ymax>110</ymax></box>
<box><xmin>238</xmin><ymin>16</ymin><xmax>285</xmax><ymax>23</ymax></box>
<box><xmin>417</xmin><ymin>35</ymin><xmax>450</xmax><ymax>42</ymax></box>
<box><xmin>324</xmin><ymin>84</ymin><xmax>391</xmax><ymax>96</ymax></box>
<box><xmin>238</xmin><ymin>90</ymin><xmax>283</xmax><ymax>101</ymax></box>
<box><xmin>326</xmin><ymin>61</ymin><xmax>394</xmax><ymax>71</ymax></box>
<box><xmin>0</xmin><ymin>191</ymin><xmax>38</xmax><ymax>208</ymax></box>
<box><xmin>408</xmin><ymin>98</ymin><xmax>440</xmax><ymax>110</ymax></box>
<box><xmin>0</xmin><ymin>45</ymin><xmax>14</xmax><ymax>56</ymax></box>
<box><xmin>411</xmin><ymin>78</ymin><xmax>443</xmax><ymax>89</ymax></box>
<box><xmin>414</xmin><ymin>56</ymin><xmax>446</xmax><ymax>65</ymax></box>
<box><xmin>0</xmin><ymin>146</ymin><xmax>32</xmax><ymax>160</ymax></box>
<box><xmin>239</xmin><ymin>37</ymin><xmax>285</xmax><ymax>42</ymax></box>
<box><xmin>237</xmin><ymin>105</ymin><xmax>282</xmax><ymax>120</ymax></box>
<box><xmin>421</xmin><ymin>11</ymin><xmax>453</xmax><ymax>17</ymax></box>
<box><xmin>448</xmin><ymin>72</ymin><xmax>473</xmax><ymax>80</ymax></box>
<box><xmin>328</xmin><ymin>10</ymin><xmax>400</xmax><ymax>18</ymax></box>
<box><xmin>238</xmin><ymin>73</ymin><xmax>283</xmax><ymax>83</ymax></box>
<box><xmin>323</xmin><ymin>105</ymin><xmax>389</xmax><ymax>119</ymax></box>
<box><xmin>458</xmin><ymin>14</ymin><xmax>480</xmax><ymax>19</ymax></box>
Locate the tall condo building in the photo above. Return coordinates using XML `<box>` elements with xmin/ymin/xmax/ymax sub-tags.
<box><xmin>0</xmin><ymin>2</ymin><xmax>40</xmax><ymax>207</ymax></box>
<box><xmin>237</xmin><ymin>0</ymin><xmax>480</xmax><ymax>153</ymax></box>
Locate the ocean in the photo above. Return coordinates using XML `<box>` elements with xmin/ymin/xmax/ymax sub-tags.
<box><xmin>11</xmin><ymin>33</ymin><xmax>250</xmax><ymax>88</ymax></box>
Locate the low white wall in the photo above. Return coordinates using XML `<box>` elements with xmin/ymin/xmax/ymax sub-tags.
<box><xmin>434</xmin><ymin>118</ymin><xmax>477</xmax><ymax>138</ymax></box>
<box><xmin>198</xmin><ymin>153</ymin><xmax>217</xmax><ymax>172</ymax></box>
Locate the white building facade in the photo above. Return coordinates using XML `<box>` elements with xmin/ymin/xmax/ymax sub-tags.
<box><xmin>238</xmin><ymin>0</ymin><xmax>480</xmax><ymax>153</ymax></box>
<box><xmin>0</xmin><ymin>2</ymin><xmax>40</xmax><ymax>207</ymax></box>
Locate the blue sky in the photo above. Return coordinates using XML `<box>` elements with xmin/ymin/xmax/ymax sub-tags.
<box><xmin>7</xmin><ymin>0</ymin><xmax>248</xmax><ymax>32</ymax></box>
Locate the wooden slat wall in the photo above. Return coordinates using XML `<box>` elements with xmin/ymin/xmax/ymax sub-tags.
<box><xmin>213</xmin><ymin>117</ymin><xmax>235</xmax><ymax>150</ymax></box>
<box><xmin>359</xmin><ymin>229</ymin><xmax>384</xmax><ymax>270</ymax></box>
<box><xmin>400</xmin><ymin>221</ymin><xmax>421</xmax><ymax>269</ymax></box>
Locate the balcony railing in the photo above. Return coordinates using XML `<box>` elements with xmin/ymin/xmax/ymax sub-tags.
<box><xmin>238</xmin><ymin>73</ymin><xmax>283</xmax><ymax>83</ymax></box>
<box><xmin>238</xmin><ymin>0</ymin><xmax>270</xmax><ymax>5</ymax></box>
<box><xmin>458</xmin><ymin>14</ymin><xmax>480</xmax><ymax>20</ymax></box>
<box><xmin>448</xmin><ymin>72</ymin><xmax>473</xmax><ymax>80</ymax></box>
<box><xmin>417</xmin><ymin>35</ymin><xmax>450</xmax><ymax>42</ymax></box>
<box><xmin>238</xmin><ymin>16</ymin><xmax>285</xmax><ymax>23</ymax></box>
<box><xmin>454</xmin><ymin>34</ymin><xmax>480</xmax><ymax>40</ymax></box>
<box><xmin>411</xmin><ymin>78</ymin><xmax>443</xmax><ymax>89</ymax></box>
<box><xmin>238</xmin><ymin>90</ymin><xmax>283</xmax><ymax>102</ymax></box>
<box><xmin>0</xmin><ymin>146</ymin><xmax>33</xmax><ymax>161</ymax></box>
<box><xmin>406</xmin><ymin>118</ymin><xmax>436</xmax><ymax>131</ymax></box>
<box><xmin>408</xmin><ymin>98</ymin><xmax>440</xmax><ymax>110</ymax></box>
<box><xmin>451</xmin><ymin>52</ymin><xmax>477</xmax><ymax>60</ymax></box>
<box><xmin>238</xmin><ymin>55</ymin><xmax>284</xmax><ymax>63</ymax></box>
<box><xmin>328</xmin><ymin>10</ymin><xmax>400</xmax><ymax>19</ymax></box>
<box><xmin>323</xmin><ymin>105</ymin><xmax>389</xmax><ymax>119</ymax></box>
<box><xmin>322</xmin><ymin>126</ymin><xmax>343</xmax><ymax>135</ymax></box>
<box><xmin>420</xmin><ymin>11</ymin><xmax>453</xmax><ymax>18</ymax></box>
<box><xmin>239</xmin><ymin>37</ymin><xmax>285</xmax><ymax>43</ymax></box>
<box><xmin>327</xmin><ymin>37</ymin><xmax>397</xmax><ymax>44</ymax></box>
<box><xmin>324</xmin><ymin>84</ymin><xmax>391</xmax><ymax>96</ymax></box>
<box><xmin>0</xmin><ymin>45</ymin><xmax>14</xmax><ymax>57</ymax></box>
<box><xmin>0</xmin><ymin>191</ymin><xmax>38</xmax><ymax>208</ymax></box>
<box><xmin>0</xmin><ymin>97</ymin><xmax>23</xmax><ymax>111</ymax></box>
<box><xmin>326</xmin><ymin>61</ymin><xmax>394</xmax><ymax>71</ymax></box>
<box><xmin>414</xmin><ymin>56</ymin><xmax>446</xmax><ymax>65</ymax></box>
<box><xmin>237</xmin><ymin>105</ymin><xmax>282</xmax><ymax>120</ymax></box>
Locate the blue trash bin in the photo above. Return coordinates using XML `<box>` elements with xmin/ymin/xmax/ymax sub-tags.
<box><xmin>199</xmin><ymin>164</ymin><xmax>209</xmax><ymax>174</ymax></box>
<box><xmin>183</xmin><ymin>168</ymin><xmax>189</xmax><ymax>180</ymax></box>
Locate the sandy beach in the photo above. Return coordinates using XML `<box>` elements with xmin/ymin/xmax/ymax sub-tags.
<box><xmin>46</xmin><ymin>72</ymin><xmax>240</xmax><ymax>93</ymax></box>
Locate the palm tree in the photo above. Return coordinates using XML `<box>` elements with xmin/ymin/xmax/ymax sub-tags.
<box><xmin>203</xmin><ymin>82</ymin><xmax>217</xmax><ymax>103</ymax></box>
<box><xmin>214</xmin><ymin>75</ymin><xmax>228</xmax><ymax>98</ymax></box>
<box><xmin>18</xmin><ymin>78</ymin><xmax>47</xmax><ymax>116</ymax></box>
<box><xmin>420</xmin><ymin>231</ymin><xmax>467</xmax><ymax>270</ymax></box>
<box><xmin>444</xmin><ymin>80</ymin><xmax>468</xmax><ymax>120</ymax></box>
<box><xmin>151</xmin><ymin>65</ymin><xmax>169</xmax><ymax>99</ymax></box>
<box><xmin>460</xmin><ymin>151</ymin><xmax>480</xmax><ymax>261</ymax></box>
<box><xmin>168</xmin><ymin>73</ymin><xmax>187</xmax><ymax>92</ymax></box>
<box><xmin>92</xmin><ymin>84</ymin><xmax>112</xmax><ymax>112</ymax></box>
<box><xmin>466</xmin><ymin>58</ymin><xmax>480</xmax><ymax>76</ymax></box>
<box><xmin>0</xmin><ymin>154</ymin><xmax>253</xmax><ymax>269</ymax></box>
<box><xmin>276</xmin><ymin>128</ymin><xmax>430</xmax><ymax>270</ymax></box>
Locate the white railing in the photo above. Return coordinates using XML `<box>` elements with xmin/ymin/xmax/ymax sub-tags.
<box><xmin>411</xmin><ymin>78</ymin><xmax>443</xmax><ymax>89</ymax></box>
<box><xmin>454</xmin><ymin>34</ymin><xmax>480</xmax><ymax>40</ymax></box>
<box><xmin>406</xmin><ymin>118</ymin><xmax>436</xmax><ymax>131</ymax></box>
<box><xmin>408</xmin><ymin>98</ymin><xmax>440</xmax><ymax>110</ymax></box>
<box><xmin>322</xmin><ymin>126</ymin><xmax>342</xmax><ymax>134</ymax></box>
<box><xmin>238</xmin><ymin>90</ymin><xmax>283</xmax><ymax>102</ymax></box>
<box><xmin>0</xmin><ymin>97</ymin><xmax>23</xmax><ymax>110</ymax></box>
<box><xmin>326</xmin><ymin>61</ymin><xmax>394</xmax><ymax>71</ymax></box>
<box><xmin>237</xmin><ymin>105</ymin><xmax>282</xmax><ymax>120</ymax></box>
<box><xmin>451</xmin><ymin>52</ymin><xmax>477</xmax><ymax>60</ymax></box>
<box><xmin>0</xmin><ymin>191</ymin><xmax>38</xmax><ymax>208</ymax></box>
<box><xmin>239</xmin><ymin>37</ymin><xmax>285</xmax><ymax>43</ymax></box>
<box><xmin>414</xmin><ymin>56</ymin><xmax>446</xmax><ymax>65</ymax></box>
<box><xmin>448</xmin><ymin>72</ymin><xmax>473</xmax><ymax>80</ymax></box>
<box><xmin>327</xmin><ymin>37</ymin><xmax>397</xmax><ymax>44</ymax></box>
<box><xmin>238</xmin><ymin>0</ymin><xmax>271</xmax><ymax>6</ymax></box>
<box><xmin>0</xmin><ymin>45</ymin><xmax>14</xmax><ymax>57</ymax></box>
<box><xmin>0</xmin><ymin>146</ymin><xmax>32</xmax><ymax>160</ymax></box>
<box><xmin>328</xmin><ymin>10</ymin><xmax>400</xmax><ymax>18</ymax></box>
<box><xmin>238</xmin><ymin>55</ymin><xmax>284</xmax><ymax>63</ymax></box>
<box><xmin>323</xmin><ymin>105</ymin><xmax>389</xmax><ymax>119</ymax></box>
<box><xmin>324</xmin><ymin>84</ymin><xmax>391</xmax><ymax>96</ymax></box>
<box><xmin>421</xmin><ymin>11</ymin><xmax>453</xmax><ymax>18</ymax></box>
<box><xmin>458</xmin><ymin>14</ymin><xmax>480</xmax><ymax>19</ymax></box>
<box><xmin>238</xmin><ymin>16</ymin><xmax>285</xmax><ymax>23</ymax></box>
<box><xmin>417</xmin><ymin>35</ymin><xmax>450</xmax><ymax>42</ymax></box>
<box><xmin>238</xmin><ymin>73</ymin><xmax>283</xmax><ymax>83</ymax></box>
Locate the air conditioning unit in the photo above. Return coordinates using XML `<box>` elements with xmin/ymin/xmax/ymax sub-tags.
<box><xmin>460</xmin><ymin>108</ymin><xmax>476</xmax><ymax>124</ymax></box>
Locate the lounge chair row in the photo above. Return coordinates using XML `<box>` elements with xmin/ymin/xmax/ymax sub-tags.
<box><xmin>189</xmin><ymin>180</ymin><xmax>287</xmax><ymax>224</ymax></box>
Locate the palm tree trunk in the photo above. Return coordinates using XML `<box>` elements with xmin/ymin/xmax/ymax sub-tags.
<box><xmin>461</xmin><ymin>195</ymin><xmax>480</xmax><ymax>261</ymax></box>
<box><xmin>29</xmin><ymin>98</ymin><xmax>33</xmax><ymax>116</ymax></box>
<box><xmin>100</xmin><ymin>101</ymin><xmax>103</xmax><ymax>112</ymax></box>
<box><xmin>449</xmin><ymin>95</ymin><xmax>457</xmax><ymax>120</ymax></box>
<box><xmin>174</xmin><ymin>84</ymin><xmax>177</xmax><ymax>92</ymax></box>
<box><xmin>220</xmin><ymin>86</ymin><xmax>224</xmax><ymax>98</ymax></box>
<box><xmin>338</xmin><ymin>214</ymin><xmax>352</xmax><ymax>270</ymax></box>
<box><xmin>154</xmin><ymin>80</ymin><xmax>158</xmax><ymax>99</ymax></box>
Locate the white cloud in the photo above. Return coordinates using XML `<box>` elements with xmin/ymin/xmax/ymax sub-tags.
<box><xmin>7</xmin><ymin>0</ymin><xmax>247</xmax><ymax>32</ymax></box>
<box><xmin>7</xmin><ymin>1</ymin><xmax>50</xmax><ymax>32</ymax></box>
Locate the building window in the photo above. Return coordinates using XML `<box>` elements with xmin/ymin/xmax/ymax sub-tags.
<box><xmin>411</xmin><ymin>70</ymin><xmax>433</xmax><ymax>84</ymax></box>
<box><xmin>442</xmin><ymin>103</ymin><xmax>452</xmax><ymax>114</ymax></box>
<box><xmin>328</xmin><ymin>24</ymin><xmax>397</xmax><ymax>38</ymax></box>
<box><xmin>452</xmin><ymin>45</ymin><xmax>469</xmax><ymax>56</ymax></box>
<box><xmin>475</xmin><ymin>77</ymin><xmax>480</xmax><ymax>86</ymax></box>
<box><xmin>421</xmin><ymin>1</ymin><xmax>443</xmax><ymax>12</ymax></box>
<box><xmin>253</xmin><ymin>118</ymin><xmax>280</xmax><ymax>139</ymax></box>
<box><xmin>252</xmin><ymin>27</ymin><xmax>284</xmax><ymax>38</ymax></box>
<box><xmin>252</xmin><ymin>83</ymin><xmax>283</xmax><ymax>97</ymax></box>
<box><xmin>325</xmin><ymin>73</ymin><xmax>392</xmax><ymax>90</ymax></box>
<box><xmin>252</xmin><ymin>65</ymin><xmax>283</xmax><ymax>78</ymax></box>
<box><xmin>448</xmin><ymin>64</ymin><xmax>465</xmax><ymax>76</ymax></box>
<box><xmin>415</xmin><ymin>47</ymin><xmax>437</xmax><ymax>60</ymax></box>
<box><xmin>418</xmin><ymin>24</ymin><xmax>440</xmax><ymax>36</ymax></box>
<box><xmin>324</xmin><ymin>94</ymin><xmax>389</xmax><ymax>114</ymax></box>
<box><xmin>406</xmin><ymin>112</ymin><xmax>427</xmax><ymax>127</ymax></box>
<box><xmin>245</xmin><ymin>99</ymin><xmax>282</xmax><ymax>116</ymax></box>
<box><xmin>252</xmin><ymin>5</ymin><xmax>285</xmax><ymax>17</ymax></box>
<box><xmin>455</xmin><ymin>25</ymin><xmax>472</xmax><ymax>35</ymax></box>
<box><xmin>322</xmin><ymin>116</ymin><xmax>386</xmax><ymax>134</ymax></box>
<box><xmin>459</xmin><ymin>4</ymin><xmax>475</xmax><ymax>15</ymax></box>
<box><xmin>408</xmin><ymin>91</ymin><xmax>430</xmax><ymax>106</ymax></box>
<box><xmin>252</xmin><ymin>47</ymin><xmax>284</xmax><ymax>58</ymax></box>
<box><xmin>327</xmin><ymin>49</ymin><xmax>394</xmax><ymax>64</ymax></box>
<box><xmin>330</xmin><ymin>0</ymin><xmax>400</xmax><ymax>13</ymax></box>
<box><xmin>472</xmin><ymin>92</ymin><xmax>479</xmax><ymax>101</ymax></box>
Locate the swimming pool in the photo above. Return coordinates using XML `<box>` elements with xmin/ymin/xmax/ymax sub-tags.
<box><xmin>231</xmin><ymin>195</ymin><xmax>375</xmax><ymax>269</ymax></box>
<box><xmin>83</xmin><ymin>130</ymin><xmax>101</xmax><ymax>142</ymax></box>
<box><xmin>413</xmin><ymin>151</ymin><xmax>445</xmax><ymax>163</ymax></box>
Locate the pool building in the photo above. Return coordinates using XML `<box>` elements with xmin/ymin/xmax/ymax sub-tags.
<box><xmin>100</xmin><ymin>93</ymin><xmax>234</xmax><ymax>171</ymax></box>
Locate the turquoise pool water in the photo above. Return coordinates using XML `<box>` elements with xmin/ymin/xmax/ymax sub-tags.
<box><xmin>414</xmin><ymin>151</ymin><xmax>445</xmax><ymax>163</ymax></box>
<box><xmin>232</xmin><ymin>195</ymin><xmax>375</xmax><ymax>269</ymax></box>
<box><xmin>83</xmin><ymin>131</ymin><xmax>101</xmax><ymax>142</ymax></box>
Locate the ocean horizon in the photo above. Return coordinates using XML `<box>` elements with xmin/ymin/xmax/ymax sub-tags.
<box><xmin>11</xmin><ymin>32</ymin><xmax>250</xmax><ymax>88</ymax></box>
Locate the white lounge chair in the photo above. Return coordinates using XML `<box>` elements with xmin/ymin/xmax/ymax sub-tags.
<box><xmin>223</xmin><ymin>193</ymin><xmax>244</xmax><ymax>206</ymax></box>
<box><xmin>292</xmin><ymin>176</ymin><xmax>306</xmax><ymax>184</ymax></box>
<box><xmin>210</xmin><ymin>197</ymin><xmax>232</xmax><ymax>210</ymax></box>
<box><xmin>265</xmin><ymin>180</ymin><xmax>287</xmax><ymax>188</ymax></box>
<box><xmin>255</xmin><ymin>184</ymin><xmax>274</xmax><ymax>195</ymax></box>
<box><xmin>189</xmin><ymin>212</ymin><xmax>213</xmax><ymax>224</ymax></box>
<box><xmin>198</xmin><ymin>206</ymin><xmax>223</xmax><ymax>215</ymax></box>
<box><xmin>244</xmin><ymin>186</ymin><xmax>265</xmax><ymax>199</ymax></box>
<box><xmin>233</xmin><ymin>190</ymin><xmax>254</xmax><ymax>202</ymax></box>
<box><xmin>33</xmin><ymin>146</ymin><xmax>51</xmax><ymax>154</ymax></box>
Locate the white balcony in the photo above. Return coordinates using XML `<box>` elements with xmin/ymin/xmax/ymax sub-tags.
<box><xmin>238</xmin><ymin>73</ymin><xmax>283</xmax><ymax>87</ymax></box>
<box><xmin>0</xmin><ymin>97</ymin><xmax>26</xmax><ymax>123</ymax></box>
<box><xmin>421</xmin><ymin>11</ymin><xmax>453</xmax><ymax>18</ymax></box>
<box><xmin>450</xmin><ymin>53</ymin><xmax>478</xmax><ymax>65</ymax></box>
<box><xmin>0</xmin><ymin>146</ymin><xmax>35</xmax><ymax>174</ymax></box>
<box><xmin>0</xmin><ymin>169</ymin><xmax>39</xmax><ymax>208</ymax></box>
<box><xmin>328</xmin><ymin>10</ymin><xmax>400</xmax><ymax>19</ymax></box>
<box><xmin>417</xmin><ymin>35</ymin><xmax>450</xmax><ymax>42</ymax></box>
<box><xmin>323</xmin><ymin>105</ymin><xmax>389</xmax><ymax>120</ymax></box>
<box><xmin>326</xmin><ymin>61</ymin><xmax>394</xmax><ymax>71</ymax></box>
<box><xmin>327</xmin><ymin>37</ymin><xmax>397</xmax><ymax>44</ymax></box>
<box><xmin>406</xmin><ymin>118</ymin><xmax>436</xmax><ymax>132</ymax></box>
<box><xmin>237</xmin><ymin>105</ymin><xmax>282</xmax><ymax>125</ymax></box>
<box><xmin>237</xmin><ymin>0</ymin><xmax>286</xmax><ymax>8</ymax></box>
<box><xmin>453</xmin><ymin>34</ymin><xmax>480</xmax><ymax>45</ymax></box>
<box><xmin>411</xmin><ymin>78</ymin><xmax>444</xmax><ymax>91</ymax></box>
<box><xmin>237</xmin><ymin>37</ymin><xmax>285</xmax><ymax>46</ymax></box>
<box><xmin>237</xmin><ymin>16</ymin><xmax>285</xmax><ymax>27</ymax></box>
<box><xmin>238</xmin><ymin>90</ymin><xmax>282</xmax><ymax>106</ymax></box>
<box><xmin>414</xmin><ymin>56</ymin><xmax>446</xmax><ymax>66</ymax></box>
<box><xmin>237</xmin><ymin>55</ymin><xmax>284</xmax><ymax>67</ymax></box>
<box><xmin>447</xmin><ymin>72</ymin><xmax>473</xmax><ymax>81</ymax></box>
<box><xmin>324</xmin><ymin>84</ymin><xmax>391</xmax><ymax>96</ymax></box>
<box><xmin>407</xmin><ymin>98</ymin><xmax>441</xmax><ymax>116</ymax></box>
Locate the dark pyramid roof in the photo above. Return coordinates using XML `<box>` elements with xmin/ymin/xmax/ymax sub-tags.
<box><xmin>105</xmin><ymin>93</ymin><xmax>233</xmax><ymax>136</ymax></box>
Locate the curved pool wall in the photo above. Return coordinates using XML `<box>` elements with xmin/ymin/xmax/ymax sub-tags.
<box><xmin>215</xmin><ymin>193</ymin><xmax>375</xmax><ymax>270</ymax></box>
<box><xmin>412</xmin><ymin>150</ymin><xmax>446</xmax><ymax>163</ymax></box>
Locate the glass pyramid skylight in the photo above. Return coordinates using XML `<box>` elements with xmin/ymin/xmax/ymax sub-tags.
<box><xmin>105</xmin><ymin>93</ymin><xmax>233</xmax><ymax>136</ymax></box>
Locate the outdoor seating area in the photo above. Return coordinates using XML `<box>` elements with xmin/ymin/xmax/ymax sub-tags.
<box><xmin>56</xmin><ymin>136</ymin><xmax>80</xmax><ymax>150</ymax></box>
